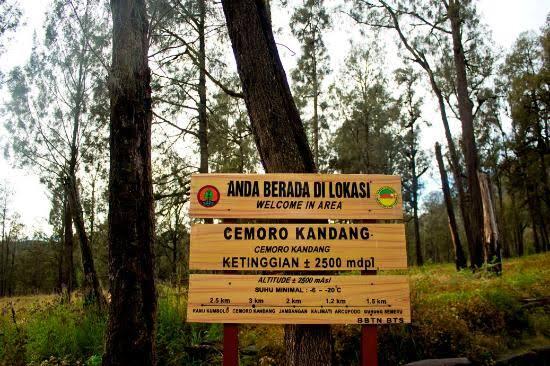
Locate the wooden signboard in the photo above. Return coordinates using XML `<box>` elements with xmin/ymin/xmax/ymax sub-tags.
<box><xmin>189</xmin><ymin>174</ymin><xmax>402</xmax><ymax>219</ymax></box>
<box><xmin>187</xmin><ymin>274</ymin><xmax>411</xmax><ymax>325</ymax></box>
<box><xmin>190</xmin><ymin>223</ymin><xmax>407</xmax><ymax>271</ymax></box>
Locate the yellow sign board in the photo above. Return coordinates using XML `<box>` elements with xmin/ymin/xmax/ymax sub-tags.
<box><xmin>190</xmin><ymin>224</ymin><xmax>407</xmax><ymax>270</ymax></box>
<box><xmin>187</xmin><ymin>274</ymin><xmax>411</xmax><ymax>325</ymax></box>
<box><xmin>189</xmin><ymin>174</ymin><xmax>402</xmax><ymax>219</ymax></box>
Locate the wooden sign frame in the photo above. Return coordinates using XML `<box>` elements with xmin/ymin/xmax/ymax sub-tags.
<box><xmin>187</xmin><ymin>173</ymin><xmax>409</xmax><ymax>366</ymax></box>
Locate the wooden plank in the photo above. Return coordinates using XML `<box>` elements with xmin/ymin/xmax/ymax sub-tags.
<box><xmin>189</xmin><ymin>174</ymin><xmax>402</xmax><ymax>219</ymax></box>
<box><xmin>186</xmin><ymin>274</ymin><xmax>410</xmax><ymax>325</ymax></box>
<box><xmin>190</xmin><ymin>224</ymin><xmax>407</xmax><ymax>271</ymax></box>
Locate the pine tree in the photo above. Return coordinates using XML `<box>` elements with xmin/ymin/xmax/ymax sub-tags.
<box><xmin>290</xmin><ymin>0</ymin><xmax>331</xmax><ymax>169</ymax></box>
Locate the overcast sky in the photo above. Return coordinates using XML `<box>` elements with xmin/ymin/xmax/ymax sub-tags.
<box><xmin>0</xmin><ymin>0</ymin><xmax>548</xmax><ymax>236</ymax></box>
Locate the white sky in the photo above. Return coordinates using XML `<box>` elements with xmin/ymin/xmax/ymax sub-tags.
<box><xmin>0</xmin><ymin>0</ymin><xmax>548</xmax><ymax>236</ymax></box>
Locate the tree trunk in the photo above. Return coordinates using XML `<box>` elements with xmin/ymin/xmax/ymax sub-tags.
<box><xmin>171</xmin><ymin>208</ymin><xmax>180</xmax><ymax>284</ymax></box>
<box><xmin>62</xmin><ymin>190</ymin><xmax>74</xmax><ymax>301</ymax></box>
<box><xmin>8</xmin><ymin>238</ymin><xmax>15</xmax><ymax>296</ymax></box>
<box><xmin>0</xmin><ymin>198</ymin><xmax>6</xmax><ymax>297</ymax></box>
<box><xmin>2</xmin><ymin>228</ymin><xmax>9</xmax><ymax>296</ymax></box>
<box><xmin>60</xmin><ymin>14</ymin><xmax>104</xmax><ymax>307</ymax></box>
<box><xmin>312</xmin><ymin>32</ymin><xmax>319</xmax><ymax>168</ymax></box>
<box><xmin>435</xmin><ymin>143</ymin><xmax>467</xmax><ymax>270</ymax></box>
<box><xmin>379</xmin><ymin>2</ymin><xmax>474</xmax><ymax>266</ymax></box>
<box><xmin>510</xmin><ymin>190</ymin><xmax>524</xmax><ymax>256</ymax></box>
<box><xmin>90</xmin><ymin>177</ymin><xmax>96</xmax><ymax>249</ymax></box>
<box><xmin>221</xmin><ymin>0</ymin><xmax>315</xmax><ymax>173</ymax></box>
<box><xmin>478</xmin><ymin>172</ymin><xmax>502</xmax><ymax>273</ymax></box>
<box><xmin>495</xmin><ymin>172</ymin><xmax>509</xmax><ymax>258</ymax></box>
<box><xmin>103</xmin><ymin>0</ymin><xmax>157</xmax><ymax>365</ymax></box>
<box><xmin>448</xmin><ymin>0</ymin><xmax>485</xmax><ymax>269</ymax></box>
<box><xmin>221</xmin><ymin>1</ymin><xmax>330</xmax><ymax>365</ymax></box>
<box><xmin>198</xmin><ymin>0</ymin><xmax>208</xmax><ymax>174</ymax></box>
<box><xmin>67</xmin><ymin>175</ymin><xmax>104</xmax><ymax>307</ymax></box>
<box><xmin>517</xmin><ymin>225</ymin><xmax>525</xmax><ymax>256</ymax></box>
<box><xmin>430</xmin><ymin>78</ymin><xmax>475</xmax><ymax>264</ymax></box>
<box><xmin>411</xmin><ymin>126</ymin><xmax>422</xmax><ymax>266</ymax></box>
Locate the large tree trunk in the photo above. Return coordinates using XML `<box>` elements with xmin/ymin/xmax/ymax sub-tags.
<box><xmin>221</xmin><ymin>0</ymin><xmax>315</xmax><ymax>173</ymax></box>
<box><xmin>448</xmin><ymin>0</ymin><xmax>485</xmax><ymax>269</ymax></box>
<box><xmin>435</xmin><ymin>143</ymin><xmax>467</xmax><ymax>270</ymax></box>
<box><xmin>221</xmin><ymin>1</ymin><xmax>330</xmax><ymax>365</ymax></box>
<box><xmin>103</xmin><ymin>0</ymin><xmax>157</xmax><ymax>365</ymax></box>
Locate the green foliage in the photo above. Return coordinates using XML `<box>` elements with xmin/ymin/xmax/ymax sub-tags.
<box><xmin>417</xmin><ymin>192</ymin><xmax>456</xmax><ymax>263</ymax></box>
<box><xmin>0</xmin><ymin>0</ymin><xmax>21</xmax><ymax>82</ymax></box>
<box><xmin>498</xmin><ymin>23</ymin><xmax>550</xmax><ymax>254</ymax></box>
<box><xmin>208</xmin><ymin>83</ymin><xmax>260</xmax><ymax>173</ymax></box>
<box><xmin>24</xmin><ymin>302</ymin><xmax>106</xmax><ymax>363</ymax></box>
<box><xmin>331</xmin><ymin>45</ymin><xmax>402</xmax><ymax>175</ymax></box>
<box><xmin>0</xmin><ymin>315</ymin><xmax>27</xmax><ymax>366</ymax></box>
<box><xmin>290</xmin><ymin>0</ymin><xmax>332</xmax><ymax>169</ymax></box>
<box><xmin>0</xmin><ymin>289</ymin><xmax>227</xmax><ymax>365</ymax></box>
<box><xmin>336</xmin><ymin>253</ymin><xmax>550</xmax><ymax>364</ymax></box>
<box><xmin>155</xmin><ymin>286</ymin><xmax>223</xmax><ymax>365</ymax></box>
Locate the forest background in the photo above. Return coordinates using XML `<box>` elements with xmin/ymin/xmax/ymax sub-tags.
<box><xmin>0</xmin><ymin>0</ymin><xmax>549</xmax><ymax>364</ymax></box>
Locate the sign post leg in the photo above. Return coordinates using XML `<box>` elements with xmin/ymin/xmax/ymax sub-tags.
<box><xmin>223</xmin><ymin>323</ymin><xmax>239</xmax><ymax>366</ymax></box>
<box><xmin>361</xmin><ymin>324</ymin><xmax>378</xmax><ymax>366</ymax></box>
<box><xmin>361</xmin><ymin>259</ymin><xmax>378</xmax><ymax>366</ymax></box>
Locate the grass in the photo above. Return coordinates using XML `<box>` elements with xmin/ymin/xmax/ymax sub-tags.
<box><xmin>0</xmin><ymin>253</ymin><xmax>549</xmax><ymax>365</ymax></box>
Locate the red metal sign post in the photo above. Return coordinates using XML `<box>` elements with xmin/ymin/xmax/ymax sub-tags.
<box><xmin>223</xmin><ymin>324</ymin><xmax>239</xmax><ymax>366</ymax></box>
<box><xmin>361</xmin><ymin>325</ymin><xmax>378</xmax><ymax>366</ymax></box>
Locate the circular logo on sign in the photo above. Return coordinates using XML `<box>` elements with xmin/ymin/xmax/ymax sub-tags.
<box><xmin>376</xmin><ymin>186</ymin><xmax>398</xmax><ymax>208</ymax></box>
<box><xmin>197</xmin><ymin>185</ymin><xmax>220</xmax><ymax>208</ymax></box>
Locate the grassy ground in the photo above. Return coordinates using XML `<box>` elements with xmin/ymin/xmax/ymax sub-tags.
<box><xmin>1</xmin><ymin>253</ymin><xmax>549</xmax><ymax>365</ymax></box>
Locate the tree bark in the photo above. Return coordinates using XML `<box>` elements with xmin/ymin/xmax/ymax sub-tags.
<box><xmin>448</xmin><ymin>0</ymin><xmax>485</xmax><ymax>269</ymax></box>
<box><xmin>103</xmin><ymin>0</ymin><xmax>157</xmax><ymax>365</ymax></box>
<box><xmin>435</xmin><ymin>143</ymin><xmax>467</xmax><ymax>270</ymax></box>
<box><xmin>221</xmin><ymin>1</ymin><xmax>329</xmax><ymax>365</ymax></box>
<box><xmin>221</xmin><ymin>0</ymin><xmax>315</xmax><ymax>173</ymax></box>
